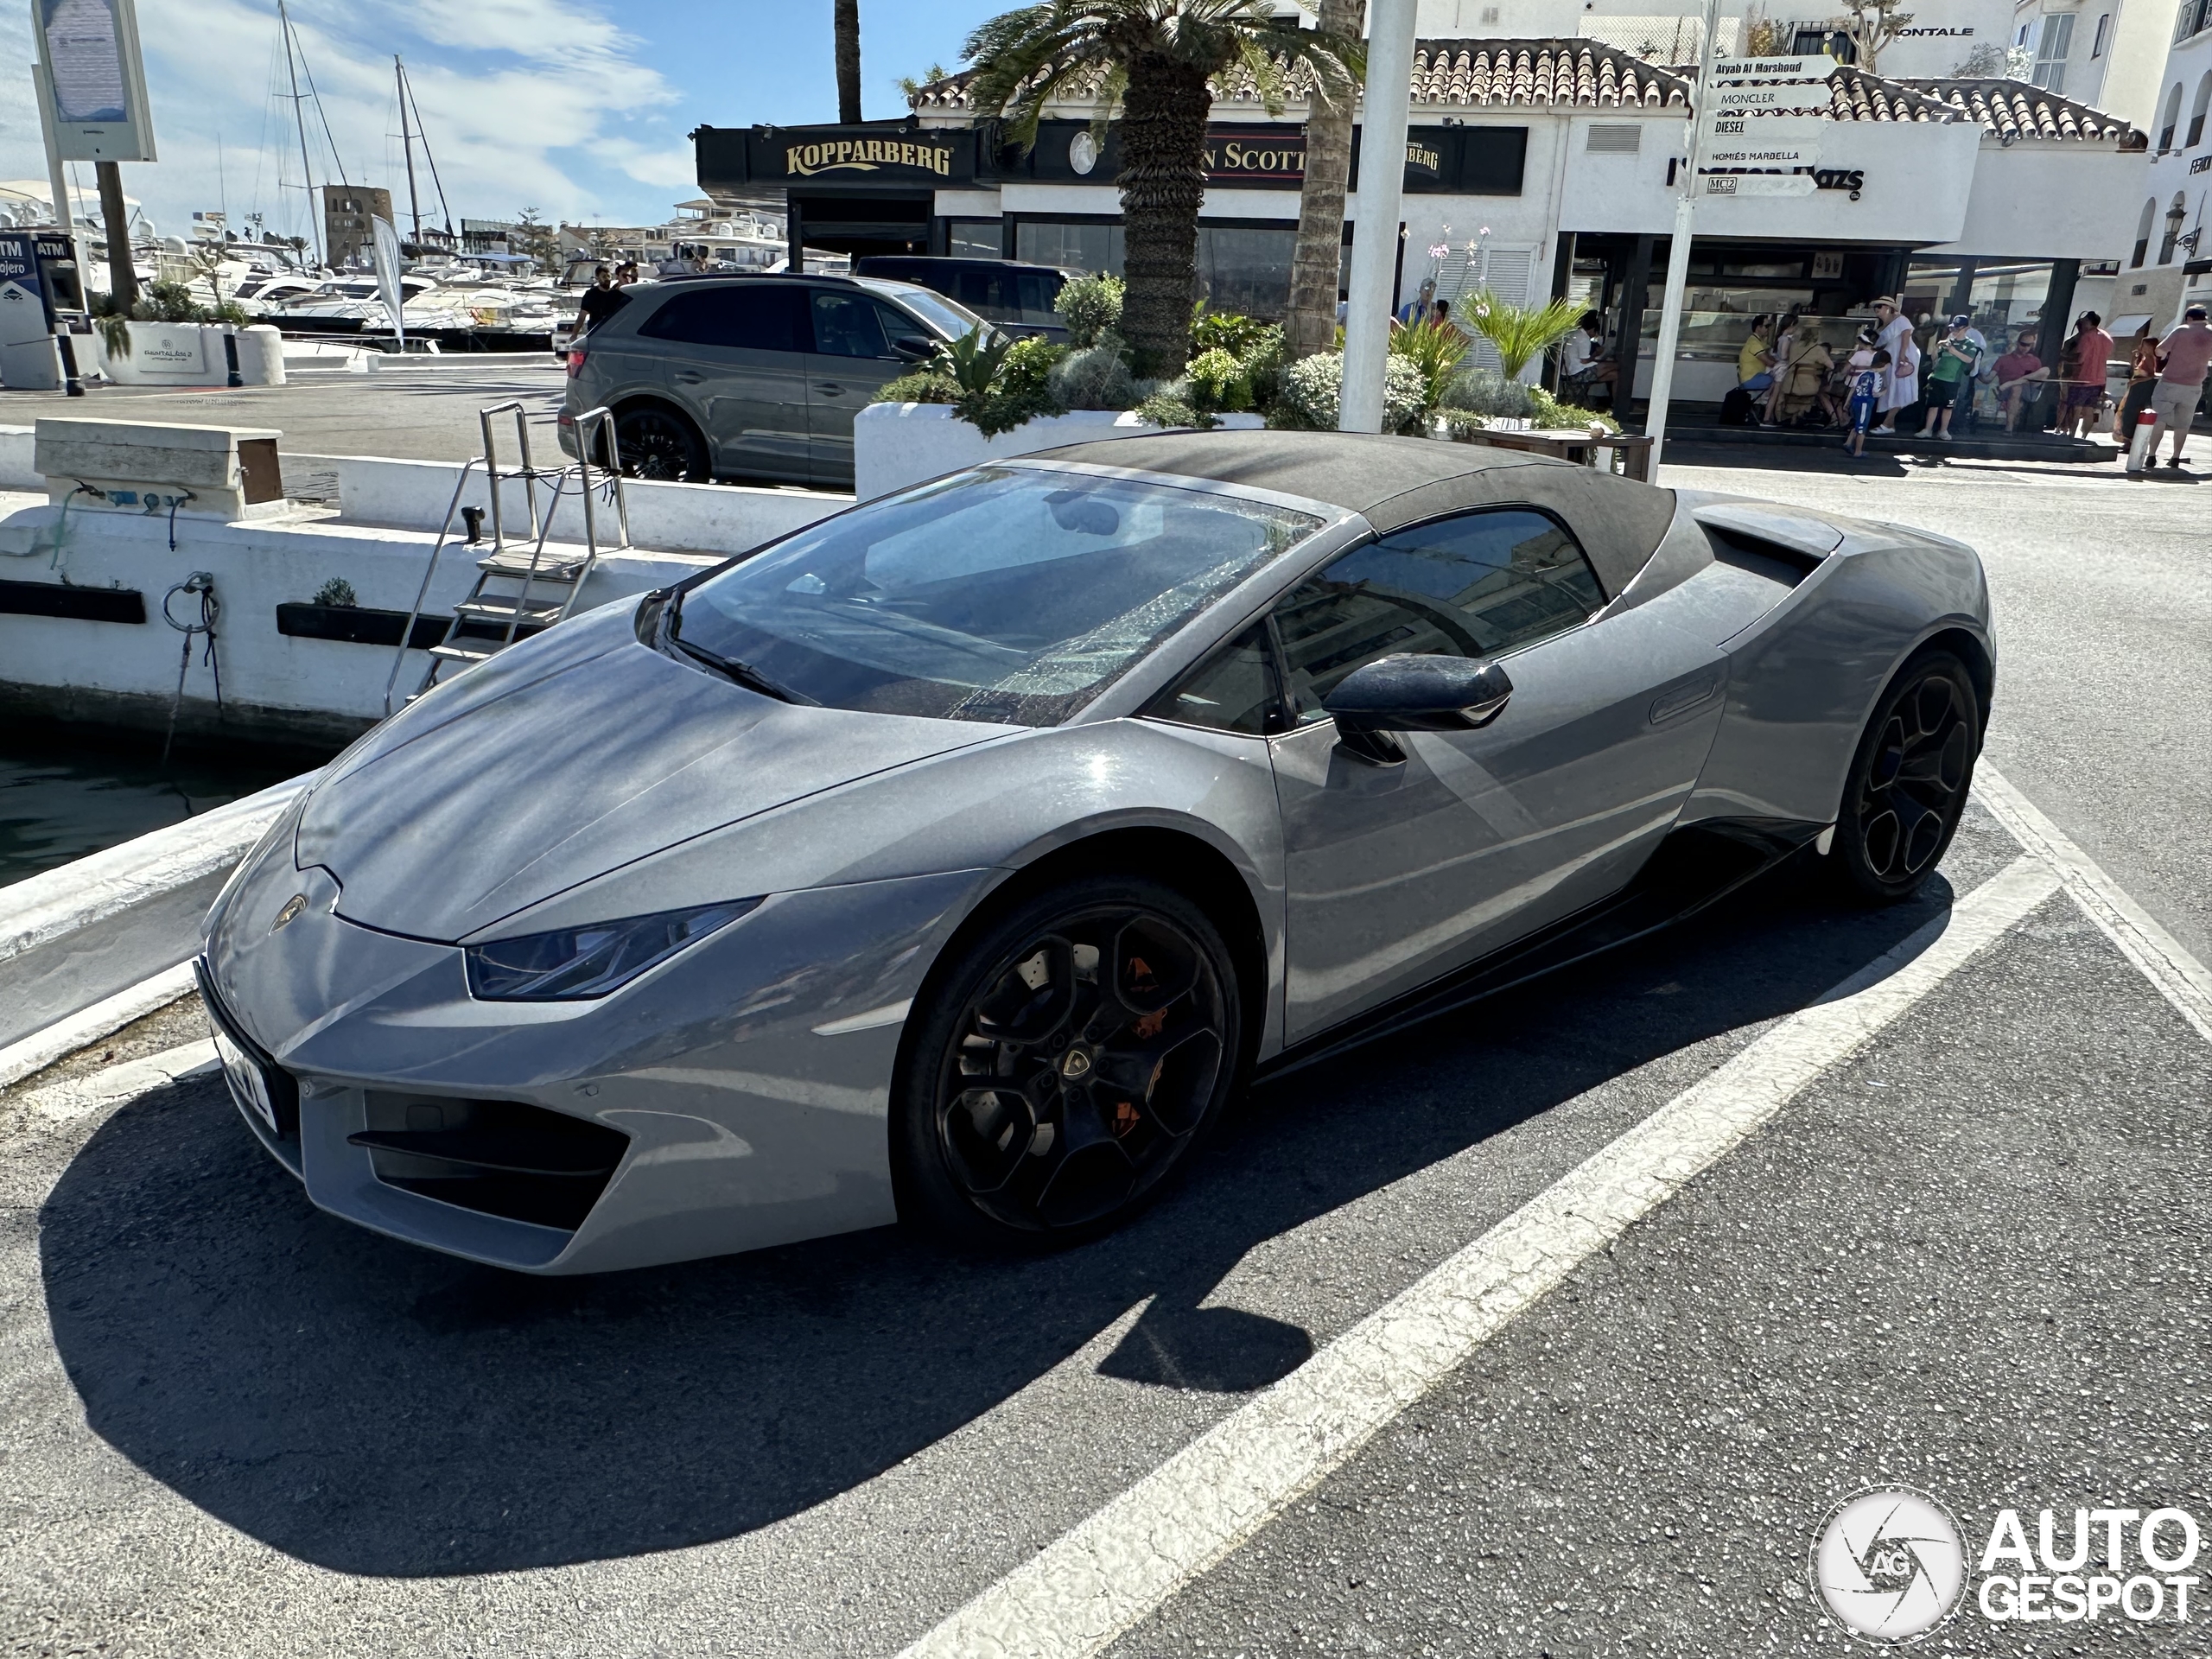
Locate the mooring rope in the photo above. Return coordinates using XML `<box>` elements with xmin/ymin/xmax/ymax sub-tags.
<box><xmin>160</xmin><ymin>571</ymin><xmax>223</xmax><ymax>767</ymax></box>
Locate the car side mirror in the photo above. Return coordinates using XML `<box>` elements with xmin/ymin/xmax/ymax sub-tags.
<box><xmin>1321</xmin><ymin>654</ymin><xmax>1514</xmax><ymax>765</ymax></box>
<box><xmin>890</xmin><ymin>334</ymin><xmax>936</xmax><ymax>361</ymax></box>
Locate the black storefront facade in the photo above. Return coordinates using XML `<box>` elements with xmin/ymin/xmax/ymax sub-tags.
<box><xmin>692</xmin><ymin>117</ymin><xmax>1529</xmax><ymax>317</ymax></box>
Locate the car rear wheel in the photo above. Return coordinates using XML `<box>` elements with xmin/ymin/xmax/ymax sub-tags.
<box><xmin>612</xmin><ymin>406</ymin><xmax>708</xmax><ymax>482</ymax></box>
<box><xmin>1833</xmin><ymin>649</ymin><xmax>1980</xmax><ymax>903</ymax></box>
<box><xmin>895</xmin><ymin>875</ymin><xmax>1241</xmax><ymax>1247</ymax></box>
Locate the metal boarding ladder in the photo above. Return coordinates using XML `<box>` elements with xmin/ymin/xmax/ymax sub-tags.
<box><xmin>384</xmin><ymin>402</ymin><xmax>632</xmax><ymax>715</ymax></box>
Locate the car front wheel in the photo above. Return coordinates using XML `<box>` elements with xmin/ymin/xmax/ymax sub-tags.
<box><xmin>1833</xmin><ymin>649</ymin><xmax>1981</xmax><ymax>903</ymax></box>
<box><xmin>895</xmin><ymin>875</ymin><xmax>1242</xmax><ymax>1247</ymax></box>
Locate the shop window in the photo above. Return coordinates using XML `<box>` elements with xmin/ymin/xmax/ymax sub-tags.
<box><xmin>2031</xmin><ymin>13</ymin><xmax>2074</xmax><ymax>92</ymax></box>
<box><xmin>1015</xmin><ymin>220</ymin><xmax>1296</xmax><ymax>317</ymax></box>
<box><xmin>947</xmin><ymin>220</ymin><xmax>1006</xmax><ymax>259</ymax></box>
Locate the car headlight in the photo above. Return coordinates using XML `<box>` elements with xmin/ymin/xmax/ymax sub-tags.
<box><xmin>464</xmin><ymin>899</ymin><xmax>760</xmax><ymax>1001</ymax></box>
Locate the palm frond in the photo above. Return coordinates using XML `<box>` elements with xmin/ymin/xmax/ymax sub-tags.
<box><xmin>1461</xmin><ymin>291</ymin><xmax>1586</xmax><ymax>381</ymax></box>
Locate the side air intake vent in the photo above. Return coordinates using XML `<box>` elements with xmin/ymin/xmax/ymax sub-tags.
<box><xmin>353</xmin><ymin>1096</ymin><xmax>630</xmax><ymax>1232</ymax></box>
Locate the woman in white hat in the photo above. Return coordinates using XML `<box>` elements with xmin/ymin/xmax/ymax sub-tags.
<box><xmin>1869</xmin><ymin>296</ymin><xmax>1918</xmax><ymax>434</ymax></box>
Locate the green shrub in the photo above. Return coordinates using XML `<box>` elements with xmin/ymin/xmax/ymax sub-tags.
<box><xmin>311</xmin><ymin>577</ymin><xmax>358</xmax><ymax>608</ymax></box>
<box><xmin>1185</xmin><ymin>347</ymin><xmax>1252</xmax><ymax>414</ymax></box>
<box><xmin>1269</xmin><ymin>352</ymin><xmax>1428</xmax><ymax>435</ymax></box>
<box><xmin>1440</xmin><ymin>365</ymin><xmax>1537</xmax><ymax>421</ymax></box>
<box><xmin>874</xmin><ymin>328</ymin><xmax>1067</xmax><ymax>435</ymax></box>
<box><xmin>1529</xmin><ymin>387</ymin><xmax>1620</xmax><ymax>432</ymax></box>
<box><xmin>1134</xmin><ymin>383</ymin><xmax>1215</xmax><ymax>429</ymax></box>
<box><xmin>1389</xmin><ymin>318</ymin><xmax>1471</xmax><ymax>414</ymax></box>
<box><xmin>1189</xmin><ymin>305</ymin><xmax>1275</xmax><ymax>359</ymax></box>
<box><xmin>1049</xmin><ymin>329</ymin><xmax>1138</xmax><ymax>410</ymax></box>
<box><xmin>872</xmin><ymin>369</ymin><xmax>960</xmax><ymax>405</ymax></box>
<box><xmin>1054</xmin><ymin>272</ymin><xmax>1123</xmax><ymax>348</ymax></box>
<box><xmin>1235</xmin><ymin>324</ymin><xmax>1287</xmax><ymax>414</ymax></box>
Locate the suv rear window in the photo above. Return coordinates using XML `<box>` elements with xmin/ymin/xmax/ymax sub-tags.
<box><xmin>639</xmin><ymin>284</ymin><xmax>804</xmax><ymax>351</ymax></box>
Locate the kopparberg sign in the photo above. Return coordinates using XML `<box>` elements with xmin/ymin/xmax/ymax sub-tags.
<box><xmin>783</xmin><ymin>137</ymin><xmax>957</xmax><ymax>178</ymax></box>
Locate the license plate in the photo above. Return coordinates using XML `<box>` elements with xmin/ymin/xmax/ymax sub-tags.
<box><xmin>212</xmin><ymin>1022</ymin><xmax>278</xmax><ymax>1134</ymax></box>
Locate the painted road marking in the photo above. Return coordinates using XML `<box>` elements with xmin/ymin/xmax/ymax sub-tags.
<box><xmin>1975</xmin><ymin>763</ymin><xmax>2212</xmax><ymax>1046</ymax></box>
<box><xmin>898</xmin><ymin>855</ymin><xmax>2062</xmax><ymax>1659</ymax></box>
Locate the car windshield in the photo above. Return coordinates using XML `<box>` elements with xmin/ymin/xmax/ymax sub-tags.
<box><xmin>860</xmin><ymin>278</ymin><xmax>991</xmax><ymax>342</ymax></box>
<box><xmin>675</xmin><ymin>466</ymin><xmax>1324</xmax><ymax>726</ymax></box>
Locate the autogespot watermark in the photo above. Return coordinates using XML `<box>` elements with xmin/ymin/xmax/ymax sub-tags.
<box><xmin>1810</xmin><ymin>1488</ymin><xmax>2204</xmax><ymax>1644</ymax></box>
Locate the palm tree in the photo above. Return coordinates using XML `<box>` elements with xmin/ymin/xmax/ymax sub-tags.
<box><xmin>964</xmin><ymin>0</ymin><xmax>1361</xmax><ymax>374</ymax></box>
<box><xmin>1284</xmin><ymin>0</ymin><xmax>1363</xmax><ymax>363</ymax></box>
<box><xmin>836</xmin><ymin>0</ymin><xmax>862</xmax><ymax>124</ymax></box>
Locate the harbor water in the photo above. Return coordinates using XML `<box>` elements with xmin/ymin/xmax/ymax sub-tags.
<box><xmin>0</xmin><ymin>729</ymin><xmax>324</xmax><ymax>892</ymax></box>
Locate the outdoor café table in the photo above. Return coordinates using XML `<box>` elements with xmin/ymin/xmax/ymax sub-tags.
<box><xmin>1451</xmin><ymin>425</ymin><xmax>1656</xmax><ymax>481</ymax></box>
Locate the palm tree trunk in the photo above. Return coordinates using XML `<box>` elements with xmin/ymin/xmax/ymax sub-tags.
<box><xmin>835</xmin><ymin>0</ymin><xmax>862</xmax><ymax>124</ymax></box>
<box><xmin>1285</xmin><ymin>0</ymin><xmax>1363</xmax><ymax>362</ymax></box>
<box><xmin>1117</xmin><ymin>52</ymin><xmax>1213</xmax><ymax>377</ymax></box>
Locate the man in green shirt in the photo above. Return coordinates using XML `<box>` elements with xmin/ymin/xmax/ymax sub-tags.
<box><xmin>1917</xmin><ymin>314</ymin><xmax>1987</xmax><ymax>441</ymax></box>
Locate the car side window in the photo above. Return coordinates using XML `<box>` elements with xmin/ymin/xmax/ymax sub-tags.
<box><xmin>1143</xmin><ymin>624</ymin><xmax>1282</xmax><ymax>736</ymax></box>
<box><xmin>1273</xmin><ymin>509</ymin><xmax>1603</xmax><ymax>723</ymax></box>
<box><xmin>875</xmin><ymin>302</ymin><xmax>930</xmax><ymax>350</ymax></box>
<box><xmin>638</xmin><ymin>285</ymin><xmax>802</xmax><ymax>352</ymax></box>
<box><xmin>811</xmin><ymin>289</ymin><xmax>891</xmax><ymax>357</ymax></box>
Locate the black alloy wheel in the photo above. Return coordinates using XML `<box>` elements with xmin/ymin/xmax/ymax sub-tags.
<box><xmin>897</xmin><ymin>877</ymin><xmax>1240</xmax><ymax>1244</ymax></box>
<box><xmin>1834</xmin><ymin>650</ymin><xmax>1980</xmax><ymax>902</ymax></box>
<box><xmin>612</xmin><ymin>406</ymin><xmax>709</xmax><ymax>482</ymax></box>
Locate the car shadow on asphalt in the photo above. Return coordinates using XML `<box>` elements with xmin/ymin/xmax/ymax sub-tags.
<box><xmin>36</xmin><ymin>817</ymin><xmax>2016</xmax><ymax>1578</ymax></box>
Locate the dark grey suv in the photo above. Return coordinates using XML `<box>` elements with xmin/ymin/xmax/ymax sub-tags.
<box><xmin>556</xmin><ymin>275</ymin><xmax>991</xmax><ymax>488</ymax></box>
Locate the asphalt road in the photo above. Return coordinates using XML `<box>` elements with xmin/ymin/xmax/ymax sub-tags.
<box><xmin>0</xmin><ymin>359</ymin><xmax>568</xmax><ymax>468</ymax></box>
<box><xmin>3</xmin><ymin>454</ymin><xmax>2208</xmax><ymax>1657</ymax></box>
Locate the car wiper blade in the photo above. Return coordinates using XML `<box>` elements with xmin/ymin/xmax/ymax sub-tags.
<box><xmin>669</xmin><ymin>632</ymin><xmax>817</xmax><ymax>705</ymax></box>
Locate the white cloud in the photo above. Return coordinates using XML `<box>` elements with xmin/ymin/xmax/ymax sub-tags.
<box><xmin>0</xmin><ymin>0</ymin><xmax>692</xmax><ymax>246</ymax></box>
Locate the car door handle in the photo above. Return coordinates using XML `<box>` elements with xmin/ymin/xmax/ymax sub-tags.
<box><xmin>1649</xmin><ymin>673</ymin><xmax>1720</xmax><ymax>725</ymax></box>
<box><xmin>672</xmin><ymin>371</ymin><xmax>705</xmax><ymax>384</ymax></box>
<box><xmin>813</xmin><ymin>382</ymin><xmax>846</xmax><ymax>396</ymax></box>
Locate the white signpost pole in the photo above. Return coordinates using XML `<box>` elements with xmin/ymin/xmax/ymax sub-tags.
<box><xmin>1339</xmin><ymin>0</ymin><xmax>1417</xmax><ymax>434</ymax></box>
<box><xmin>1641</xmin><ymin>0</ymin><xmax>1729</xmax><ymax>471</ymax></box>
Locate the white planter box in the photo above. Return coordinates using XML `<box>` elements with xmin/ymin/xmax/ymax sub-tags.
<box><xmin>855</xmin><ymin>404</ymin><xmax>1267</xmax><ymax>500</ymax></box>
<box><xmin>92</xmin><ymin>322</ymin><xmax>236</xmax><ymax>387</ymax></box>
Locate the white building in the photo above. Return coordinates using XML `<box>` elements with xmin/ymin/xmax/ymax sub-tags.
<box><xmin>2115</xmin><ymin>0</ymin><xmax>2212</xmax><ymax>327</ymax></box>
<box><xmin>2008</xmin><ymin>0</ymin><xmax>2180</xmax><ymax>128</ymax></box>
<box><xmin>696</xmin><ymin>29</ymin><xmax>2147</xmax><ymax>409</ymax></box>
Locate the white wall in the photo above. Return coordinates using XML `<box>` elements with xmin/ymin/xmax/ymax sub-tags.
<box><xmin>1927</xmin><ymin>139</ymin><xmax>2152</xmax><ymax>257</ymax></box>
<box><xmin>1563</xmin><ymin>117</ymin><xmax>1982</xmax><ymax>242</ymax></box>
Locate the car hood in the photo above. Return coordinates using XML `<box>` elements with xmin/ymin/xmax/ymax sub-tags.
<box><xmin>296</xmin><ymin>614</ymin><xmax>1001</xmax><ymax>940</ymax></box>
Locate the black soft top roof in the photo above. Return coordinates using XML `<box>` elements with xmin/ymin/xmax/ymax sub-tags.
<box><xmin>1032</xmin><ymin>429</ymin><xmax>1679</xmax><ymax>601</ymax></box>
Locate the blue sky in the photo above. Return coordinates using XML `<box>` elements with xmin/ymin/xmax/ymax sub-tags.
<box><xmin>0</xmin><ymin>1</ymin><xmax>1007</xmax><ymax>241</ymax></box>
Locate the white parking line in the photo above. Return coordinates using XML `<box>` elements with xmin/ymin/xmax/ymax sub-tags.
<box><xmin>1974</xmin><ymin>763</ymin><xmax>2212</xmax><ymax>1046</ymax></box>
<box><xmin>897</xmin><ymin>855</ymin><xmax>2062</xmax><ymax>1659</ymax></box>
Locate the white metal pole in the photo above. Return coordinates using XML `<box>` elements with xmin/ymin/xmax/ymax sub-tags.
<box><xmin>1339</xmin><ymin>0</ymin><xmax>1417</xmax><ymax>434</ymax></box>
<box><xmin>1643</xmin><ymin>0</ymin><xmax>1728</xmax><ymax>470</ymax></box>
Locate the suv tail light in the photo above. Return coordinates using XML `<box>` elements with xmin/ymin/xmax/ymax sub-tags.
<box><xmin>565</xmin><ymin>347</ymin><xmax>586</xmax><ymax>378</ymax></box>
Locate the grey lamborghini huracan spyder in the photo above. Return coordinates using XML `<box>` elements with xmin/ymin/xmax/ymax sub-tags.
<box><xmin>199</xmin><ymin>430</ymin><xmax>1991</xmax><ymax>1273</ymax></box>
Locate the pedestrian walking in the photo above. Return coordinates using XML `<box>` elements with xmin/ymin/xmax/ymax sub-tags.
<box><xmin>1917</xmin><ymin>315</ymin><xmax>1987</xmax><ymax>440</ymax></box>
<box><xmin>2113</xmin><ymin>321</ymin><xmax>2160</xmax><ymax>441</ymax></box>
<box><xmin>2145</xmin><ymin>303</ymin><xmax>2212</xmax><ymax>469</ymax></box>
<box><xmin>1990</xmin><ymin>329</ymin><xmax>2050</xmax><ymax>432</ymax></box>
<box><xmin>573</xmin><ymin>264</ymin><xmax>630</xmax><ymax>338</ymax></box>
<box><xmin>2057</xmin><ymin>310</ymin><xmax>2113</xmax><ymax>438</ymax></box>
<box><xmin>1869</xmin><ymin>297</ymin><xmax>1916</xmax><ymax>434</ymax></box>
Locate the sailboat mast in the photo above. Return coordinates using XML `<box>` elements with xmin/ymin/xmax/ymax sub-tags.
<box><xmin>397</xmin><ymin>56</ymin><xmax>423</xmax><ymax>241</ymax></box>
<box><xmin>279</xmin><ymin>0</ymin><xmax>321</xmax><ymax>264</ymax></box>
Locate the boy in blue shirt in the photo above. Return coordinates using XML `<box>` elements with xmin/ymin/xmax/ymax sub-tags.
<box><xmin>1843</xmin><ymin>336</ymin><xmax>1891</xmax><ymax>457</ymax></box>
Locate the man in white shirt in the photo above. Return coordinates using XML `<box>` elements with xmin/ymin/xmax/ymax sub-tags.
<box><xmin>1560</xmin><ymin>312</ymin><xmax>1596</xmax><ymax>385</ymax></box>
